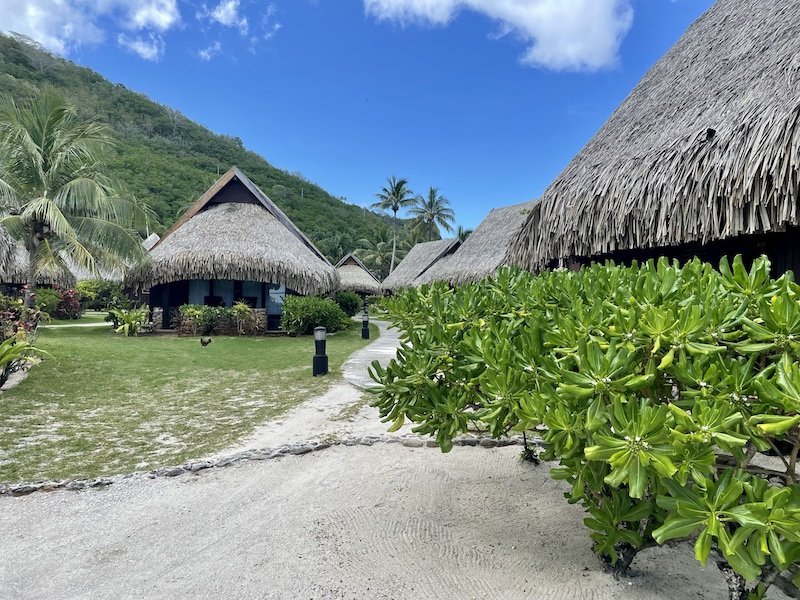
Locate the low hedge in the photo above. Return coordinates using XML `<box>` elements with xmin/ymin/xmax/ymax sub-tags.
<box><xmin>281</xmin><ymin>296</ymin><xmax>349</xmax><ymax>336</ymax></box>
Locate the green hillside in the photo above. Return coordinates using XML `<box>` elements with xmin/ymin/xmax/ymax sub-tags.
<box><xmin>0</xmin><ymin>34</ymin><xmax>392</xmax><ymax>262</ymax></box>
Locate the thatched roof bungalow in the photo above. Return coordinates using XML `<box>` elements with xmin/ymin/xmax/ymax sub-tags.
<box><xmin>335</xmin><ymin>253</ymin><xmax>381</xmax><ymax>295</ymax></box>
<box><xmin>511</xmin><ymin>0</ymin><xmax>800</xmax><ymax>273</ymax></box>
<box><xmin>382</xmin><ymin>238</ymin><xmax>461</xmax><ymax>293</ymax></box>
<box><xmin>128</xmin><ymin>167</ymin><xmax>337</xmax><ymax>328</ymax></box>
<box><xmin>416</xmin><ymin>200</ymin><xmax>537</xmax><ymax>285</ymax></box>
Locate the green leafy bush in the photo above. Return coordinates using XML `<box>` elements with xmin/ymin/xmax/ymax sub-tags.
<box><xmin>281</xmin><ymin>296</ymin><xmax>349</xmax><ymax>336</ymax></box>
<box><xmin>54</xmin><ymin>288</ymin><xmax>83</xmax><ymax>319</ymax></box>
<box><xmin>33</xmin><ymin>287</ymin><xmax>60</xmax><ymax>316</ymax></box>
<box><xmin>371</xmin><ymin>256</ymin><xmax>800</xmax><ymax>599</ymax></box>
<box><xmin>109</xmin><ymin>306</ymin><xmax>149</xmax><ymax>337</ymax></box>
<box><xmin>334</xmin><ymin>291</ymin><xmax>363</xmax><ymax>317</ymax></box>
<box><xmin>76</xmin><ymin>280</ymin><xmax>127</xmax><ymax>310</ymax></box>
<box><xmin>177</xmin><ymin>305</ymin><xmax>237</xmax><ymax>336</ymax></box>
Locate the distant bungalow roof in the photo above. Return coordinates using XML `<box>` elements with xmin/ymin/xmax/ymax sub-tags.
<box><xmin>335</xmin><ymin>253</ymin><xmax>381</xmax><ymax>295</ymax></box>
<box><xmin>511</xmin><ymin>0</ymin><xmax>800</xmax><ymax>269</ymax></box>
<box><xmin>381</xmin><ymin>238</ymin><xmax>460</xmax><ymax>292</ymax></box>
<box><xmin>416</xmin><ymin>200</ymin><xmax>537</xmax><ymax>285</ymax></box>
<box><xmin>127</xmin><ymin>167</ymin><xmax>338</xmax><ymax>295</ymax></box>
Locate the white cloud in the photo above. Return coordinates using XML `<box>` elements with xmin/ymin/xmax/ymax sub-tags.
<box><xmin>0</xmin><ymin>0</ymin><xmax>180</xmax><ymax>56</ymax></box>
<box><xmin>363</xmin><ymin>0</ymin><xmax>634</xmax><ymax>71</ymax></box>
<box><xmin>198</xmin><ymin>40</ymin><xmax>222</xmax><ymax>61</ymax></box>
<box><xmin>198</xmin><ymin>0</ymin><xmax>248</xmax><ymax>35</ymax></box>
<box><xmin>117</xmin><ymin>32</ymin><xmax>165</xmax><ymax>60</ymax></box>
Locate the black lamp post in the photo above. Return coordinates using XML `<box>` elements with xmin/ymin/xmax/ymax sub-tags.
<box><xmin>361</xmin><ymin>307</ymin><xmax>370</xmax><ymax>339</ymax></box>
<box><xmin>313</xmin><ymin>326</ymin><xmax>328</xmax><ymax>376</ymax></box>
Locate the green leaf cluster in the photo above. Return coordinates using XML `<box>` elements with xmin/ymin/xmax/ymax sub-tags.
<box><xmin>372</xmin><ymin>256</ymin><xmax>800</xmax><ymax>597</ymax></box>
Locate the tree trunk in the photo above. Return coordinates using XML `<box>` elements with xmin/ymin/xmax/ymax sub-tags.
<box><xmin>389</xmin><ymin>209</ymin><xmax>398</xmax><ymax>274</ymax></box>
<box><xmin>23</xmin><ymin>245</ymin><xmax>37</xmax><ymax>309</ymax></box>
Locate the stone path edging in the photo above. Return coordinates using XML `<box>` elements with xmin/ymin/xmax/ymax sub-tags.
<box><xmin>0</xmin><ymin>434</ymin><xmax>540</xmax><ymax>497</ymax></box>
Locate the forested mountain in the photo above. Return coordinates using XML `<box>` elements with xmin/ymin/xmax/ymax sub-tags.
<box><xmin>0</xmin><ymin>34</ymin><xmax>394</xmax><ymax>263</ymax></box>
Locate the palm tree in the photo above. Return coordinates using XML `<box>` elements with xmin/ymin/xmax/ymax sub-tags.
<box><xmin>356</xmin><ymin>228</ymin><xmax>409</xmax><ymax>280</ymax></box>
<box><xmin>371</xmin><ymin>176</ymin><xmax>414</xmax><ymax>274</ymax></box>
<box><xmin>0</xmin><ymin>89</ymin><xmax>151</xmax><ymax>307</ymax></box>
<box><xmin>408</xmin><ymin>187</ymin><xmax>455</xmax><ymax>242</ymax></box>
<box><xmin>457</xmin><ymin>225</ymin><xmax>473</xmax><ymax>242</ymax></box>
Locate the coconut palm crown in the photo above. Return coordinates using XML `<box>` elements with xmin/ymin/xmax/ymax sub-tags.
<box><xmin>371</xmin><ymin>176</ymin><xmax>414</xmax><ymax>274</ymax></box>
<box><xmin>409</xmin><ymin>187</ymin><xmax>455</xmax><ymax>242</ymax></box>
<box><xmin>0</xmin><ymin>89</ymin><xmax>151</xmax><ymax>306</ymax></box>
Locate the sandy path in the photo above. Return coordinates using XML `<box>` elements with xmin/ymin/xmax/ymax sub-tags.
<box><xmin>0</xmin><ymin>445</ymin><xmax>744</xmax><ymax>600</ymax></box>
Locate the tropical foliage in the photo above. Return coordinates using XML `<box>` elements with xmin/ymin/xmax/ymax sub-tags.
<box><xmin>0</xmin><ymin>88</ymin><xmax>151</xmax><ymax>305</ymax></box>
<box><xmin>408</xmin><ymin>186</ymin><xmax>455</xmax><ymax>242</ymax></box>
<box><xmin>108</xmin><ymin>305</ymin><xmax>149</xmax><ymax>337</ymax></box>
<box><xmin>372</xmin><ymin>176</ymin><xmax>415</xmax><ymax>274</ymax></box>
<box><xmin>356</xmin><ymin>227</ymin><xmax>409</xmax><ymax>280</ymax></box>
<box><xmin>372</xmin><ymin>256</ymin><xmax>800</xmax><ymax>600</ymax></box>
<box><xmin>280</xmin><ymin>296</ymin><xmax>349</xmax><ymax>336</ymax></box>
<box><xmin>334</xmin><ymin>290</ymin><xmax>363</xmax><ymax>317</ymax></box>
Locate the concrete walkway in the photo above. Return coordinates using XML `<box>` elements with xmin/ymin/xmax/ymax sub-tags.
<box><xmin>342</xmin><ymin>319</ymin><xmax>399</xmax><ymax>390</ymax></box>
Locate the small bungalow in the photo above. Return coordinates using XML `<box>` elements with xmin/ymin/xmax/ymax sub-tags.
<box><xmin>415</xmin><ymin>200</ymin><xmax>538</xmax><ymax>285</ymax></box>
<box><xmin>510</xmin><ymin>0</ymin><xmax>800</xmax><ymax>274</ymax></box>
<box><xmin>381</xmin><ymin>238</ymin><xmax>461</xmax><ymax>293</ymax></box>
<box><xmin>335</xmin><ymin>253</ymin><xmax>381</xmax><ymax>296</ymax></box>
<box><xmin>127</xmin><ymin>167</ymin><xmax>338</xmax><ymax>329</ymax></box>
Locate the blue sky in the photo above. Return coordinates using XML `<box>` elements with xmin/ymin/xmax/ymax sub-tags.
<box><xmin>4</xmin><ymin>0</ymin><xmax>714</xmax><ymax>230</ymax></box>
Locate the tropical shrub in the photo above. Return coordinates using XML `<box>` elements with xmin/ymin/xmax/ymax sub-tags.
<box><xmin>232</xmin><ymin>300</ymin><xmax>255</xmax><ymax>336</ymax></box>
<box><xmin>109</xmin><ymin>305</ymin><xmax>149</xmax><ymax>337</ymax></box>
<box><xmin>34</xmin><ymin>287</ymin><xmax>60</xmax><ymax>316</ymax></box>
<box><xmin>54</xmin><ymin>288</ymin><xmax>83</xmax><ymax>319</ymax></box>
<box><xmin>0</xmin><ymin>335</ymin><xmax>46</xmax><ymax>388</ymax></box>
<box><xmin>334</xmin><ymin>291</ymin><xmax>363</xmax><ymax>317</ymax></box>
<box><xmin>176</xmin><ymin>305</ymin><xmax>243</xmax><ymax>336</ymax></box>
<box><xmin>371</xmin><ymin>256</ymin><xmax>800</xmax><ymax>600</ymax></box>
<box><xmin>281</xmin><ymin>296</ymin><xmax>349</xmax><ymax>336</ymax></box>
<box><xmin>76</xmin><ymin>280</ymin><xmax>127</xmax><ymax>310</ymax></box>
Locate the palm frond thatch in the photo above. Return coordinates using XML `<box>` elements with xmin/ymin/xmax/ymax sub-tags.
<box><xmin>127</xmin><ymin>168</ymin><xmax>338</xmax><ymax>296</ymax></box>
<box><xmin>382</xmin><ymin>238</ymin><xmax>461</xmax><ymax>292</ymax></box>
<box><xmin>417</xmin><ymin>200</ymin><xmax>537</xmax><ymax>285</ymax></box>
<box><xmin>335</xmin><ymin>253</ymin><xmax>381</xmax><ymax>295</ymax></box>
<box><xmin>510</xmin><ymin>0</ymin><xmax>800</xmax><ymax>269</ymax></box>
<box><xmin>0</xmin><ymin>242</ymin><xmax>76</xmax><ymax>287</ymax></box>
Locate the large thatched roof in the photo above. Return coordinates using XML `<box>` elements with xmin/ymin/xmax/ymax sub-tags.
<box><xmin>382</xmin><ymin>238</ymin><xmax>460</xmax><ymax>292</ymax></box>
<box><xmin>128</xmin><ymin>167</ymin><xmax>338</xmax><ymax>295</ymax></box>
<box><xmin>511</xmin><ymin>0</ymin><xmax>800</xmax><ymax>269</ymax></box>
<box><xmin>335</xmin><ymin>253</ymin><xmax>381</xmax><ymax>295</ymax></box>
<box><xmin>416</xmin><ymin>200</ymin><xmax>537</xmax><ymax>285</ymax></box>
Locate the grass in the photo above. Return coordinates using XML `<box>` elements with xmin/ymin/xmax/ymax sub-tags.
<box><xmin>47</xmin><ymin>311</ymin><xmax>110</xmax><ymax>326</ymax></box>
<box><xmin>0</xmin><ymin>322</ymin><xmax>378</xmax><ymax>482</ymax></box>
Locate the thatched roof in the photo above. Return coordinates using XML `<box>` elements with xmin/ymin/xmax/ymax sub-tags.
<box><xmin>381</xmin><ymin>238</ymin><xmax>461</xmax><ymax>292</ymax></box>
<box><xmin>0</xmin><ymin>243</ymin><xmax>76</xmax><ymax>287</ymax></box>
<box><xmin>511</xmin><ymin>0</ymin><xmax>800</xmax><ymax>269</ymax></box>
<box><xmin>416</xmin><ymin>200</ymin><xmax>537</xmax><ymax>285</ymax></box>
<box><xmin>127</xmin><ymin>167</ymin><xmax>337</xmax><ymax>295</ymax></box>
<box><xmin>335</xmin><ymin>253</ymin><xmax>381</xmax><ymax>295</ymax></box>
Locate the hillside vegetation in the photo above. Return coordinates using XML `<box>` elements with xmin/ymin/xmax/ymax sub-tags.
<box><xmin>0</xmin><ymin>34</ymin><xmax>394</xmax><ymax>263</ymax></box>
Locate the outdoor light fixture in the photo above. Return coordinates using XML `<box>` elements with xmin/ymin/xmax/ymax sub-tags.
<box><xmin>313</xmin><ymin>326</ymin><xmax>328</xmax><ymax>376</ymax></box>
<box><xmin>361</xmin><ymin>307</ymin><xmax>370</xmax><ymax>340</ymax></box>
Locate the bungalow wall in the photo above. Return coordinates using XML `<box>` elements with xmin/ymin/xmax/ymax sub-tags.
<box><xmin>149</xmin><ymin>278</ymin><xmax>290</xmax><ymax>329</ymax></box>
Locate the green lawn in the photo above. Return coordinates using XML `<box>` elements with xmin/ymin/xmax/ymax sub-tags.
<box><xmin>0</xmin><ymin>323</ymin><xmax>378</xmax><ymax>482</ymax></box>
<box><xmin>47</xmin><ymin>311</ymin><xmax>110</xmax><ymax>326</ymax></box>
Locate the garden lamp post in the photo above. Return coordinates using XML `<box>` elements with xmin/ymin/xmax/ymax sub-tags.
<box><xmin>313</xmin><ymin>326</ymin><xmax>328</xmax><ymax>376</ymax></box>
<box><xmin>362</xmin><ymin>307</ymin><xmax>370</xmax><ymax>340</ymax></box>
